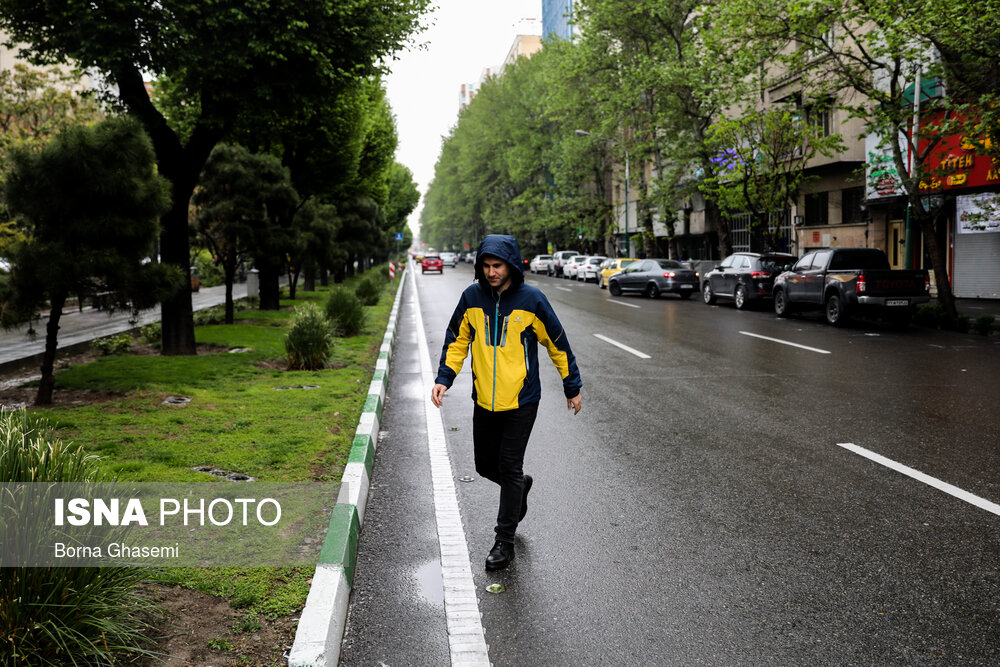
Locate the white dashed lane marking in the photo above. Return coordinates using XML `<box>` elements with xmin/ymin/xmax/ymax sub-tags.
<box><xmin>837</xmin><ymin>442</ymin><xmax>1000</xmax><ymax>517</ymax></box>
<box><xmin>739</xmin><ymin>331</ymin><xmax>831</xmax><ymax>355</ymax></box>
<box><xmin>593</xmin><ymin>334</ymin><xmax>651</xmax><ymax>359</ymax></box>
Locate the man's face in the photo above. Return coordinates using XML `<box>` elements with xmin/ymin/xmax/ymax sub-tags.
<box><xmin>481</xmin><ymin>256</ymin><xmax>511</xmax><ymax>291</ymax></box>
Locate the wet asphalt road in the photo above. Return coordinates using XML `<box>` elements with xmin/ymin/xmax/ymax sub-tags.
<box><xmin>341</xmin><ymin>264</ymin><xmax>999</xmax><ymax>666</ymax></box>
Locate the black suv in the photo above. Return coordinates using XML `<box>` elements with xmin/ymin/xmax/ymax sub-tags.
<box><xmin>702</xmin><ymin>252</ymin><xmax>797</xmax><ymax>310</ymax></box>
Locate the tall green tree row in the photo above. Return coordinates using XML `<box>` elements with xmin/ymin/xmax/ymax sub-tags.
<box><xmin>422</xmin><ymin>0</ymin><xmax>997</xmax><ymax>321</ymax></box>
<box><xmin>0</xmin><ymin>0</ymin><xmax>430</xmax><ymax>355</ymax></box>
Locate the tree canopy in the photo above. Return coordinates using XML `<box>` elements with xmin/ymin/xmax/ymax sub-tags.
<box><xmin>1</xmin><ymin>117</ymin><xmax>180</xmax><ymax>404</ymax></box>
<box><xmin>0</xmin><ymin>0</ymin><xmax>431</xmax><ymax>354</ymax></box>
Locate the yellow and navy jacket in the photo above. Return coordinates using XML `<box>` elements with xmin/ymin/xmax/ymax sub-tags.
<box><xmin>435</xmin><ymin>235</ymin><xmax>582</xmax><ymax>412</ymax></box>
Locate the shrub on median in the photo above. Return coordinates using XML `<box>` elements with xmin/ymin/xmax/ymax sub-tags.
<box><xmin>0</xmin><ymin>407</ymin><xmax>159</xmax><ymax>666</ymax></box>
<box><xmin>354</xmin><ymin>275</ymin><xmax>382</xmax><ymax>306</ymax></box>
<box><xmin>324</xmin><ymin>287</ymin><xmax>366</xmax><ymax>336</ymax></box>
<box><xmin>284</xmin><ymin>302</ymin><xmax>334</xmax><ymax>370</ymax></box>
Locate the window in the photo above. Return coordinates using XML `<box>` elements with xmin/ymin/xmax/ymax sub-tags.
<box><xmin>805</xmin><ymin>191</ymin><xmax>829</xmax><ymax>225</ymax></box>
<box><xmin>842</xmin><ymin>187</ymin><xmax>865</xmax><ymax>224</ymax></box>
<box><xmin>793</xmin><ymin>254</ymin><xmax>815</xmax><ymax>271</ymax></box>
<box><xmin>734</xmin><ymin>255</ymin><xmax>751</xmax><ymax>269</ymax></box>
<box><xmin>810</xmin><ymin>250</ymin><xmax>833</xmax><ymax>269</ymax></box>
<box><xmin>720</xmin><ymin>255</ymin><xmax>736</xmax><ymax>268</ymax></box>
<box><xmin>806</xmin><ymin>98</ymin><xmax>834</xmax><ymax>137</ymax></box>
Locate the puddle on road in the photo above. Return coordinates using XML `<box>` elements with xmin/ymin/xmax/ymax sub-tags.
<box><xmin>414</xmin><ymin>559</ymin><xmax>444</xmax><ymax>606</ymax></box>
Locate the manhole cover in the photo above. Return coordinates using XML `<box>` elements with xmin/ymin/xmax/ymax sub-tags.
<box><xmin>162</xmin><ymin>396</ymin><xmax>191</xmax><ymax>405</ymax></box>
<box><xmin>458</xmin><ymin>475</ymin><xmax>475</xmax><ymax>483</ymax></box>
<box><xmin>192</xmin><ymin>466</ymin><xmax>255</xmax><ymax>482</ymax></box>
<box><xmin>229</xmin><ymin>347</ymin><xmax>253</xmax><ymax>353</ymax></box>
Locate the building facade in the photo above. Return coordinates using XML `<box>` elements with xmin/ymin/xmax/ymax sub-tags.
<box><xmin>542</xmin><ymin>0</ymin><xmax>573</xmax><ymax>41</ymax></box>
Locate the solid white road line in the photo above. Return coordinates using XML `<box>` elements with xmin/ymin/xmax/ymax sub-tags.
<box><xmin>837</xmin><ymin>442</ymin><xmax>1000</xmax><ymax>517</ymax></box>
<box><xmin>412</xmin><ymin>278</ymin><xmax>491</xmax><ymax>666</ymax></box>
<box><xmin>739</xmin><ymin>331</ymin><xmax>831</xmax><ymax>355</ymax></box>
<box><xmin>593</xmin><ymin>334</ymin><xmax>651</xmax><ymax>359</ymax></box>
<box><xmin>606</xmin><ymin>299</ymin><xmax>641</xmax><ymax>309</ymax></box>
<box><xmin>555</xmin><ymin>286</ymin><xmax>573</xmax><ymax>292</ymax></box>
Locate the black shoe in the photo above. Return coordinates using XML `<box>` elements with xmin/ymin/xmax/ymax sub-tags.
<box><xmin>519</xmin><ymin>475</ymin><xmax>533</xmax><ymax>522</ymax></box>
<box><xmin>485</xmin><ymin>540</ymin><xmax>514</xmax><ymax>571</ymax></box>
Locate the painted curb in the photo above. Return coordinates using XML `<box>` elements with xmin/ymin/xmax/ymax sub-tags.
<box><xmin>288</xmin><ymin>266</ymin><xmax>408</xmax><ymax>667</ymax></box>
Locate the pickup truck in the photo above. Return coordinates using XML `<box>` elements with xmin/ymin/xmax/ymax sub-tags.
<box><xmin>772</xmin><ymin>247</ymin><xmax>930</xmax><ymax>326</ymax></box>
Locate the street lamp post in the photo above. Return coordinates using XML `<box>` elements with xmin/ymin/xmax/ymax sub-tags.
<box><xmin>575</xmin><ymin>129</ymin><xmax>629</xmax><ymax>257</ymax></box>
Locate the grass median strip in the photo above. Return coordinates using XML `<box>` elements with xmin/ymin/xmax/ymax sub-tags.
<box><xmin>9</xmin><ymin>270</ymin><xmax>398</xmax><ymax>663</ymax></box>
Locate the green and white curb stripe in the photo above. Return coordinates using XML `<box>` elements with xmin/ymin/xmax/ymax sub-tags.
<box><xmin>288</xmin><ymin>267</ymin><xmax>407</xmax><ymax>667</ymax></box>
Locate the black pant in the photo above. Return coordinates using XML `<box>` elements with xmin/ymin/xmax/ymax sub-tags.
<box><xmin>472</xmin><ymin>402</ymin><xmax>538</xmax><ymax>543</ymax></box>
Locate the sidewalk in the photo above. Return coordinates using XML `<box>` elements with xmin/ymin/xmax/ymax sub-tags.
<box><xmin>0</xmin><ymin>282</ymin><xmax>249</xmax><ymax>372</ymax></box>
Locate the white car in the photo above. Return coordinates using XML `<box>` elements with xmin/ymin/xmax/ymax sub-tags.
<box><xmin>548</xmin><ymin>250</ymin><xmax>580</xmax><ymax>276</ymax></box>
<box><xmin>578</xmin><ymin>256</ymin><xmax>608</xmax><ymax>283</ymax></box>
<box><xmin>563</xmin><ymin>255</ymin><xmax>587</xmax><ymax>279</ymax></box>
<box><xmin>440</xmin><ymin>252</ymin><xmax>458</xmax><ymax>267</ymax></box>
<box><xmin>529</xmin><ymin>254</ymin><xmax>552</xmax><ymax>273</ymax></box>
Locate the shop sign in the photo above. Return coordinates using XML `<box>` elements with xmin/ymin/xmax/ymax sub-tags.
<box><xmin>918</xmin><ymin>111</ymin><xmax>1000</xmax><ymax>192</ymax></box>
<box><xmin>956</xmin><ymin>193</ymin><xmax>1000</xmax><ymax>234</ymax></box>
<box><xmin>866</xmin><ymin>132</ymin><xmax>907</xmax><ymax>199</ymax></box>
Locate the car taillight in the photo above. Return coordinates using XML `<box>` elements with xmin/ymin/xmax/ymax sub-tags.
<box><xmin>663</xmin><ymin>272</ymin><xmax>676</xmax><ymax>278</ymax></box>
<box><xmin>751</xmin><ymin>271</ymin><xmax>769</xmax><ymax>279</ymax></box>
<box><xmin>925</xmin><ymin>274</ymin><xmax>930</xmax><ymax>292</ymax></box>
<box><xmin>857</xmin><ymin>272</ymin><xmax>866</xmax><ymax>294</ymax></box>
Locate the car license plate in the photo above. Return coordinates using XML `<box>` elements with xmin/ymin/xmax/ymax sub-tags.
<box><xmin>886</xmin><ymin>299</ymin><xmax>909</xmax><ymax>306</ymax></box>
<box><xmin>680</xmin><ymin>284</ymin><xmax>693</xmax><ymax>289</ymax></box>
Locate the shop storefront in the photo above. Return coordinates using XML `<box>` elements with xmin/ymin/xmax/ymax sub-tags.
<box><xmin>919</xmin><ymin>112</ymin><xmax>1000</xmax><ymax>299</ymax></box>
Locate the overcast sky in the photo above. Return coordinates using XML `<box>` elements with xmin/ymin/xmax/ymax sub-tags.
<box><xmin>384</xmin><ymin>0</ymin><xmax>542</xmax><ymax>240</ymax></box>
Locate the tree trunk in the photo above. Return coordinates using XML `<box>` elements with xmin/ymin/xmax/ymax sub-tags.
<box><xmin>35</xmin><ymin>292</ymin><xmax>66</xmax><ymax>406</ymax></box>
<box><xmin>159</xmin><ymin>202</ymin><xmax>198</xmax><ymax>355</ymax></box>
<box><xmin>287</xmin><ymin>267</ymin><xmax>297</xmax><ymax>301</ymax></box>
<box><xmin>320</xmin><ymin>265</ymin><xmax>329</xmax><ymax>287</ymax></box>
<box><xmin>304</xmin><ymin>265</ymin><xmax>316</xmax><ymax>292</ymax></box>
<box><xmin>920</xmin><ymin>217</ymin><xmax>958</xmax><ymax>320</ymax></box>
<box><xmin>258</xmin><ymin>262</ymin><xmax>281</xmax><ymax>310</ymax></box>
<box><xmin>224</xmin><ymin>256</ymin><xmax>237</xmax><ymax>325</ymax></box>
<box><xmin>113</xmin><ymin>64</ymin><xmax>220</xmax><ymax>356</ymax></box>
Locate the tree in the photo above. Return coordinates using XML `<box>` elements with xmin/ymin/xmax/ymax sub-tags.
<box><xmin>0</xmin><ymin>63</ymin><xmax>104</xmax><ymax>259</ymax></box>
<box><xmin>718</xmin><ymin>0</ymin><xmax>998</xmax><ymax>318</ymax></box>
<box><xmin>0</xmin><ymin>0</ymin><xmax>430</xmax><ymax>354</ymax></box>
<box><xmin>0</xmin><ymin>63</ymin><xmax>103</xmax><ymax>156</ymax></box>
<box><xmin>573</xmin><ymin>0</ymin><xmax>744</xmax><ymax>258</ymax></box>
<box><xmin>701</xmin><ymin>108</ymin><xmax>845</xmax><ymax>251</ymax></box>
<box><xmin>1</xmin><ymin>117</ymin><xmax>180</xmax><ymax>405</ymax></box>
<box><xmin>193</xmin><ymin>143</ymin><xmax>294</xmax><ymax>323</ymax></box>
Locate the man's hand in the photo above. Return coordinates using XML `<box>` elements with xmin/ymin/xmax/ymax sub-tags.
<box><xmin>431</xmin><ymin>383</ymin><xmax>448</xmax><ymax>408</ymax></box>
<box><xmin>567</xmin><ymin>394</ymin><xmax>582</xmax><ymax>415</ymax></box>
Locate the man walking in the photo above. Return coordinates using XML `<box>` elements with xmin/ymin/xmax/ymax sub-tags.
<box><xmin>431</xmin><ymin>234</ymin><xmax>583</xmax><ymax>570</ymax></box>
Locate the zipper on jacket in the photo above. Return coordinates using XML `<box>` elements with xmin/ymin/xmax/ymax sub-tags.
<box><xmin>492</xmin><ymin>293</ymin><xmax>500</xmax><ymax>411</ymax></box>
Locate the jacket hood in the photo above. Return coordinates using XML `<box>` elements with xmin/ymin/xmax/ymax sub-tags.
<box><xmin>474</xmin><ymin>234</ymin><xmax>525</xmax><ymax>289</ymax></box>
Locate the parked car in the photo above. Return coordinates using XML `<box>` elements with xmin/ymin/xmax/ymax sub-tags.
<box><xmin>607</xmin><ymin>258</ymin><xmax>699</xmax><ymax>298</ymax></box>
<box><xmin>701</xmin><ymin>252</ymin><xmax>797</xmax><ymax>310</ymax></box>
<box><xmin>563</xmin><ymin>255</ymin><xmax>588</xmax><ymax>279</ymax></box>
<box><xmin>529</xmin><ymin>254</ymin><xmax>553</xmax><ymax>273</ymax></box>
<box><xmin>421</xmin><ymin>254</ymin><xmax>443</xmax><ymax>274</ymax></box>
<box><xmin>578</xmin><ymin>256</ymin><xmax>608</xmax><ymax>283</ymax></box>
<box><xmin>548</xmin><ymin>250</ymin><xmax>580</xmax><ymax>276</ymax></box>
<box><xmin>440</xmin><ymin>252</ymin><xmax>458</xmax><ymax>267</ymax></box>
<box><xmin>772</xmin><ymin>247</ymin><xmax>930</xmax><ymax>326</ymax></box>
<box><xmin>598</xmin><ymin>258</ymin><xmax>637</xmax><ymax>289</ymax></box>
<box><xmin>465</xmin><ymin>252</ymin><xmax>476</xmax><ymax>264</ymax></box>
